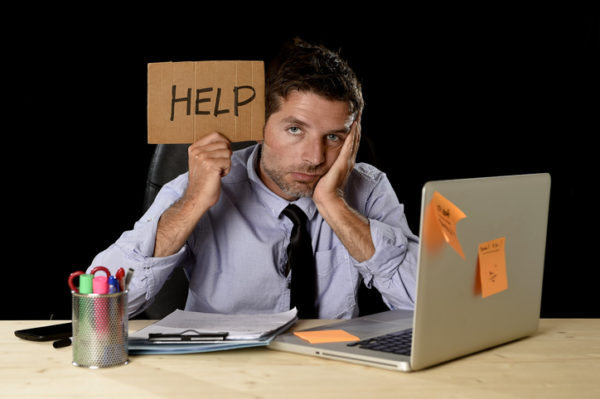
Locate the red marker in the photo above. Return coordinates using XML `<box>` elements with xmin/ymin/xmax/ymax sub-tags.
<box><xmin>115</xmin><ymin>268</ymin><xmax>125</xmax><ymax>291</ymax></box>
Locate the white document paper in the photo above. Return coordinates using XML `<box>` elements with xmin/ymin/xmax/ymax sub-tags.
<box><xmin>130</xmin><ymin>308</ymin><xmax>298</xmax><ymax>341</ymax></box>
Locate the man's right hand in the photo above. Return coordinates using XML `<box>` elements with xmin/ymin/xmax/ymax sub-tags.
<box><xmin>153</xmin><ymin>132</ymin><xmax>232</xmax><ymax>258</ymax></box>
<box><xmin>184</xmin><ymin>132</ymin><xmax>233</xmax><ymax>214</ymax></box>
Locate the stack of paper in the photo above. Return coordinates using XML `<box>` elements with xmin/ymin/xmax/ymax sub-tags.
<box><xmin>128</xmin><ymin>308</ymin><xmax>297</xmax><ymax>354</ymax></box>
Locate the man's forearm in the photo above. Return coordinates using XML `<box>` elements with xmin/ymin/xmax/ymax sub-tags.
<box><xmin>153</xmin><ymin>197</ymin><xmax>208</xmax><ymax>258</ymax></box>
<box><xmin>153</xmin><ymin>132</ymin><xmax>232</xmax><ymax>258</ymax></box>
<box><xmin>315</xmin><ymin>196</ymin><xmax>375</xmax><ymax>262</ymax></box>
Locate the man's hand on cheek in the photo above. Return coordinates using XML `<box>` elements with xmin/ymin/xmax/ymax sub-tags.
<box><xmin>313</xmin><ymin>119</ymin><xmax>361</xmax><ymax>206</ymax></box>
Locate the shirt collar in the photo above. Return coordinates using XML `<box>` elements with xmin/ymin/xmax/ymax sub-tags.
<box><xmin>246</xmin><ymin>144</ymin><xmax>318</xmax><ymax>221</ymax></box>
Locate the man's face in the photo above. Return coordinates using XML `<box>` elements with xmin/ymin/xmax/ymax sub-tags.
<box><xmin>259</xmin><ymin>90</ymin><xmax>354</xmax><ymax>201</ymax></box>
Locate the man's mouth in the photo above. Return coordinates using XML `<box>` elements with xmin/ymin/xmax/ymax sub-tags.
<box><xmin>290</xmin><ymin>172</ymin><xmax>320</xmax><ymax>182</ymax></box>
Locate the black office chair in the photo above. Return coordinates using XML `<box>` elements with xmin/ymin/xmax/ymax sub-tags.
<box><xmin>139</xmin><ymin>138</ymin><xmax>387</xmax><ymax>319</ymax></box>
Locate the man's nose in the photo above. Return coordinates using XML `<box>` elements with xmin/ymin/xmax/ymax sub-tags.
<box><xmin>301</xmin><ymin>136</ymin><xmax>326</xmax><ymax>166</ymax></box>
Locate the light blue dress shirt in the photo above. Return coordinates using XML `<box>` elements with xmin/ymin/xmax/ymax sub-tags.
<box><xmin>89</xmin><ymin>144</ymin><xmax>419</xmax><ymax>319</ymax></box>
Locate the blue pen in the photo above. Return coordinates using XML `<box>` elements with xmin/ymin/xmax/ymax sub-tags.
<box><xmin>108</xmin><ymin>276</ymin><xmax>119</xmax><ymax>293</ymax></box>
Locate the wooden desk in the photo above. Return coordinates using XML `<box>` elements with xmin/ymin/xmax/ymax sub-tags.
<box><xmin>2</xmin><ymin>319</ymin><xmax>599</xmax><ymax>398</ymax></box>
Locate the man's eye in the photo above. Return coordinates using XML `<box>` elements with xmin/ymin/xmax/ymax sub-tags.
<box><xmin>327</xmin><ymin>134</ymin><xmax>340</xmax><ymax>142</ymax></box>
<box><xmin>288</xmin><ymin>126</ymin><xmax>302</xmax><ymax>135</ymax></box>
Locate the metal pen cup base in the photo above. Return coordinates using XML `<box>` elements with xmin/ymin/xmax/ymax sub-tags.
<box><xmin>72</xmin><ymin>290</ymin><xmax>129</xmax><ymax>368</ymax></box>
<box><xmin>72</xmin><ymin>359</ymin><xmax>130</xmax><ymax>369</ymax></box>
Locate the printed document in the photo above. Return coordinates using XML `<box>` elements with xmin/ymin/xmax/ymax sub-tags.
<box><xmin>130</xmin><ymin>308</ymin><xmax>298</xmax><ymax>341</ymax></box>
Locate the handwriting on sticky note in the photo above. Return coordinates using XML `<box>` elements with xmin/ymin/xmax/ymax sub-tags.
<box><xmin>423</xmin><ymin>191</ymin><xmax>467</xmax><ymax>259</ymax></box>
<box><xmin>478</xmin><ymin>237</ymin><xmax>508</xmax><ymax>298</ymax></box>
<box><xmin>294</xmin><ymin>330</ymin><xmax>360</xmax><ymax>344</ymax></box>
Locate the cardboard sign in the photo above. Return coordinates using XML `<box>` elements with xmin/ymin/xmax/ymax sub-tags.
<box><xmin>147</xmin><ymin>61</ymin><xmax>265</xmax><ymax>143</ymax></box>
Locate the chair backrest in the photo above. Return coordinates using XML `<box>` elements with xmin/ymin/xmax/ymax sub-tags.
<box><xmin>139</xmin><ymin>138</ymin><xmax>387</xmax><ymax>319</ymax></box>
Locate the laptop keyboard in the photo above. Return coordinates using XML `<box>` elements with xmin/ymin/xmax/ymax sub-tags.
<box><xmin>347</xmin><ymin>328</ymin><xmax>412</xmax><ymax>356</ymax></box>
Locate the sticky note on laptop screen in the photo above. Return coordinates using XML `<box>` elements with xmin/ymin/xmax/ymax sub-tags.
<box><xmin>423</xmin><ymin>191</ymin><xmax>467</xmax><ymax>259</ymax></box>
<box><xmin>294</xmin><ymin>330</ymin><xmax>360</xmax><ymax>344</ymax></box>
<box><xmin>478</xmin><ymin>237</ymin><xmax>508</xmax><ymax>298</ymax></box>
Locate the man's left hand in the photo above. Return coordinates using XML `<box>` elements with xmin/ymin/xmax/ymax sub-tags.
<box><xmin>313</xmin><ymin>117</ymin><xmax>361</xmax><ymax>204</ymax></box>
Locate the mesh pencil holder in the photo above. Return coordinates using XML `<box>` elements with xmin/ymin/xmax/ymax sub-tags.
<box><xmin>71</xmin><ymin>290</ymin><xmax>129</xmax><ymax>368</ymax></box>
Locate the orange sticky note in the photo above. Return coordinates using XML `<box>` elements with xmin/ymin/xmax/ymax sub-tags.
<box><xmin>478</xmin><ymin>237</ymin><xmax>508</xmax><ymax>298</ymax></box>
<box><xmin>423</xmin><ymin>191</ymin><xmax>467</xmax><ymax>259</ymax></box>
<box><xmin>294</xmin><ymin>330</ymin><xmax>360</xmax><ymax>344</ymax></box>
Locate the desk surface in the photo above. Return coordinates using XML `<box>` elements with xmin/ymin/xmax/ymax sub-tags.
<box><xmin>2</xmin><ymin>319</ymin><xmax>599</xmax><ymax>398</ymax></box>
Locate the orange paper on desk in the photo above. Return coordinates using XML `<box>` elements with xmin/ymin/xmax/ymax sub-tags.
<box><xmin>423</xmin><ymin>191</ymin><xmax>466</xmax><ymax>259</ymax></box>
<box><xmin>478</xmin><ymin>237</ymin><xmax>508</xmax><ymax>298</ymax></box>
<box><xmin>294</xmin><ymin>330</ymin><xmax>360</xmax><ymax>344</ymax></box>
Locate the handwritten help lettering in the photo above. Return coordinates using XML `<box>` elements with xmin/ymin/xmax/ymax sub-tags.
<box><xmin>170</xmin><ymin>85</ymin><xmax>256</xmax><ymax>120</ymax></box>
<box><xmin>477</xmin><ymin>237</ymin><xmax>508</xmax><ymax>298</ymax></box>
<box><xmin>423</xmin><ymin>191</ymin><xmax>466</xmax><ymax>259</ymax></box>
<box><xmin>147</xmin><ymin>61</ymin><xmax>265</xmax><ymax>144</ymax></box>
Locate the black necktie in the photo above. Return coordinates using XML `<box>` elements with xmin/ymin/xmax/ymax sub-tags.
<box><xmin>282</xmin><ymin>204</ymin><xmax>318</xmax><ymax>318</ymax></box>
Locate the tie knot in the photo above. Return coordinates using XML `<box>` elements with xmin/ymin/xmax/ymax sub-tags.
<box><xmin>281</xmin><ymin>204</ymin><xmax>307</xmax><ymax>227</ymax></box>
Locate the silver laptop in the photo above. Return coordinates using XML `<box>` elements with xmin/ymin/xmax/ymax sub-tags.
<box><xmin>269</xmin><ymin>173</ymin><xmax>551</xmax><ymax>371</ymax></box>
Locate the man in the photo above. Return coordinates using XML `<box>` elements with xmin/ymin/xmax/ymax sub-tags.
<box><xmin>90</xmin><ymin>38</ymin><xmax>419</xmax><ymax>319</ymax></box>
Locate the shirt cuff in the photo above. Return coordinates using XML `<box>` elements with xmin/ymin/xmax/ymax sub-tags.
<box><xmin>142</xmin><ymin>246</ymin><xmax>188</xmax><ymax>301</ymax></box>
<box><xmin>353</xmin><ymin>218</ymin><xmax>408</xmax><ymax>287</ymax></box>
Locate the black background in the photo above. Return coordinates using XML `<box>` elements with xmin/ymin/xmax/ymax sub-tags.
<box><xmin>5</xmin><ymin>7</ymin><xmax>598</xmax><ymax>319</ymax></box>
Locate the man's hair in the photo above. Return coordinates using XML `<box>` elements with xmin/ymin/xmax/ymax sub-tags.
<box><xmin>265</xmin><ymin>38</ymin><xmax>364</xmax><ymax>121</ymax></box>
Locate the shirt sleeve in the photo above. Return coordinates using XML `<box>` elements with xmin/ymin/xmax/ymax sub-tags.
<box><xmin>87</xmin><ymin>173</ymin><xmax>191</xmax><ymax>317</ymax></box>
<box><xmin>348</xmin><ymin>167</ymin><xmax>419</xmax><ymax>311</ymax></box>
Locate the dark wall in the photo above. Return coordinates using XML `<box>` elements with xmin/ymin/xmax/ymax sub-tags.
<box><xmin>6</xmin><ymin>8</ymin><xmax>598</xmax><ymax>319</ymax></box>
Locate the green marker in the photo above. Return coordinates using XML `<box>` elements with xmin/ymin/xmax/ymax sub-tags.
<box><xmin>79</xmin><ymin>274</ymin><xmax>93</xmax><ymax>294</ymax></box>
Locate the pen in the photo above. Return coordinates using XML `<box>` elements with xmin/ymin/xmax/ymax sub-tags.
<box><xmin>108</xmin><ymin>276</ymin><xmax>119</xmax><ymax>293</ymax></box>
<box><xmin>93</xmin><ymin>276</ymin><xmax>108</xmax><ymax>294</ymax></box>
<box><xmin>115</xmin><ymin>268</ymin><xmax>125</xmax><ymax>291</ymax></box>
<box><xmin>53</xmin><ymin>337</ymin><xmax>72</xmax><ymax>349</ymax></box>
<box><xmin>91</xmin><ymin>267</ymin><xmax>110</xmax><ymax>294</ymax></box>
<box><xmin>68</xmin><ymin>271</ymin><xmax>93</xmax><ymax>294</ymax></box>
<box><xmin>124</xmin><ymin>268</ymin><xmax>134</xmax><ymax>291</ymax></box>
<box><xmin>89</xmin><ymin>267</ymin><xmax>111</xmax><ymax>336</ymax></box>
<box><xmin>79</xmin><ymin>274</ymin><xmax>93</xmax><ymax>294</ymax></box>
<box><xmin>148</xmin><ymin>330</ymin><xmax>229</xmax><ymax>342</ymax></box>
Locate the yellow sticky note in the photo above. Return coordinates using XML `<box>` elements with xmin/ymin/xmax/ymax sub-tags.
<box><xmin>478</xmin><ymin>237</ymin><xmax>508</xmax><ymax>298</ymax></box>
<box><xmin>294</xmin><ymin>330</ymin><xmax>360</xmax><ymax>344</ymax></box>
<box><xmin>423</xmin><ymin>191</ymin><xmax>467</xmax><ymax>259</ymax></box>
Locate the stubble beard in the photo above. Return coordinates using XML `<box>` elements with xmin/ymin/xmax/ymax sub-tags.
<box><xmin>260</xmin><ymin>157</ymin><xmax>316</xmax><ymax>198</ymax></box>
<box><xmin>259</xmin><ymin>146</ymin><xmax>327</xmax><ymax>199</ymax></box>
